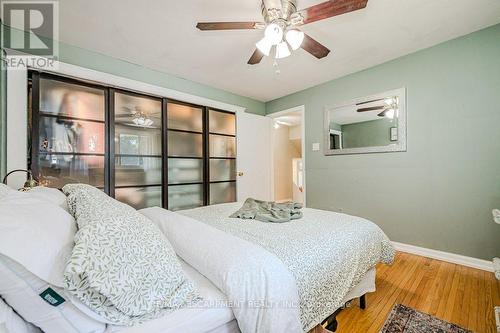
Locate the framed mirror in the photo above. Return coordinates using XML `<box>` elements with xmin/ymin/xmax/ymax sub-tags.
<box><xmin>324</xmin><ymin>88</ymin><xmax>407</xmax><ymax>155</ymax></box>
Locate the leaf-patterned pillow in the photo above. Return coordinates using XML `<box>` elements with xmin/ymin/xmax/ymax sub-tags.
<box><xmin>62</xmin><ymin>184</ymin><xmax>201</xmax><ymax>325</ymax></box>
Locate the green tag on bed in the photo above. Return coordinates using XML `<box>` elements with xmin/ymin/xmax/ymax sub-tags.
<box><xmin>39</xmin><ymin>287</ymin><xmax>65</xmax><ymax>307</ymax></box>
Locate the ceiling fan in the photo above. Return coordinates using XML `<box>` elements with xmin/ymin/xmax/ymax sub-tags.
<box><xmin>116</xmin><ymin>106</ymin><xmax>161</xmax><ymax>127</ymax></box>
<box><xmin>196</xmin><ymin>0</ymin><xmax>369</xmax><ymax>65</ymax></box>
<box><xmin>356</xmin><ymin>97</ymin><xmax>399</xmax><ymax>119</ymax></box>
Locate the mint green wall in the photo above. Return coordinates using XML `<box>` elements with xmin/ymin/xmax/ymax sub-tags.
<box><xmin>341</xmin><ymin>118</ymin><xmax>395</xmax><ymax>149</ymax></box>
<box><xmin>1</xmin><ymin>24</ymin><xmax>266</xmax><ymax>116</ymax></box>
<box><xmin>266</xmin><ymin>24</ymin><xmax>500</xmax><ymax>260</ymax></box>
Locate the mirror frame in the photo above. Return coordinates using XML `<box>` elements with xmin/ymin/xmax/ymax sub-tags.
<box><xmin>324</xmin><ymin>87</ymin><xmax>407</xmax><ymax>156</ymax></box>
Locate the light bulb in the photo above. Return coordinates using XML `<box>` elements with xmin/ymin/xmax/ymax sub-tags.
<box><xmin>385</xmin><ymin>109</ymin><xmax>395</xmax><ymax>119</ymax></box>
<box><xmin>256</xmin><ymin>37</ymin><xmax>273</xmax><ymax>56</ymax></box>
<box><xmin>275</xmin><ymin>42</ymin><xmax>291</xmax><ymax>59</ymax></box>
<box><xmin>264</xmin><ymin>23</ymin><xmax>283</xmax><ymax>45</ymax></box>
<box><xmin>285</xmin><ymin>29</ymin><xmax>304</xmax><ymax>50</ymax></box>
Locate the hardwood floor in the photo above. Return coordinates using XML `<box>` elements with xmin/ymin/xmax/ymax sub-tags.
<box><xmin>312</xmin><ymin>252</ymin><xmax>500</xmax><ymax>333</ymax></box>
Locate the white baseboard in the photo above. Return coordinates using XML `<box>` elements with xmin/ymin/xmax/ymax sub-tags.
<box><xmin>392</xmin><ymin>241</ymin><xmax>494</xmax><ymax>272</ymax></box>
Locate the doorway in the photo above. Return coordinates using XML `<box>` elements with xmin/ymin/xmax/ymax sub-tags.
<box><xmin>268</xmin><ymin>106</ymin><xmax>305</xmax><ymax>206</ymax></box>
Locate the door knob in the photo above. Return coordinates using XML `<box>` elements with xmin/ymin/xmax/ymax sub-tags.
<box><xmin>237</xmin><ymin>172</ymin><xmax>244</xmax><ymax>177</ymax></box>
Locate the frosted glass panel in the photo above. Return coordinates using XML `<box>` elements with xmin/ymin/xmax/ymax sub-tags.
<box><xmin>210</xmin><ymin>159</ymin><xmax>236</xmax><ymax>182</ymax></box>
<box><xmin>209</xmin><ymin>134</ymin><xmax>236</xmax><ymax>157</ymax></box>
<box><xmin>209</xmin><ymin>110</ymin><xmax>235</xmax><ymax>135</ymax></box>
<box><xmin>40</xmin><ymin>78</ymin><xmax>105</xmax><ymax>121</ymax></box>
<box><xmin>37</xmin><ymin>154</ymin><xmax>105</xmax><ymax>188</ymax></box>
<box><xmin>115</xmin><ymin>157</ymin><xmax>161</xmax><ymax>186</ymax></box>
<box><xmin>168</xmin><ymin>184</ymin><xmax>203</xmax><ymax>211</ymax></box>
<box><xmin>39</xmin><ymin>117</ymin><xmax>105</xmax><ymax>154</ymax></box>
<box><xmin>167</xmin><ymin>103</ymin><xmax>203</xmax><ymax>132</ymax></box>
<box><xmin>168</xmin><ymin>158</ymin><xmax>203</xmax><ymax>184</ymax></box>
<box><xmin>114</xmin><ymin>92</ymin><xmax>162</xmax><ymax>128</ymax></box>
<box><xmin>115</xmin><ymin>126</ymin><xmax>161</xmax><ymax>156</ymax></box>
<box><xmin>210</xmin><ymin>182</ymin><xmax>236</xmax><ymax>205</ymax></box>
<box><xmin>115</xmin><ymin>186</ymin><xmax>162</xmax><ymax>210</ymax></box>
<box><xmin>168</xmin><ymin>131</ymin><xmax>203</xmax><ymax>157</ymax></box>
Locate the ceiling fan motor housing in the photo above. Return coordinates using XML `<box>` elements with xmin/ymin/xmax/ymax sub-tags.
<box><xmin>261</xmin><ymin>0</ymin><xmax>298</xmax><ymax>26</ymax></box>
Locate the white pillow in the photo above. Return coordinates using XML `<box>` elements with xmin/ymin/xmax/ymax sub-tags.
<box><xmin>0</xmin><ymin>296</ymin><xmax>41</xmax><ymax>333</ymax></box>
<box><xmin>25</xmin><ymin>187</ymin><xmax>69</xmax><ymax>212</ymax></box>
<box><xmin>0</xmin><ymin>194</ymin><xmax>75</xmax><ymax>287</ymax></box>
<box><xmin>0</xmin><ymin>255</ymin><xmax>105</xmax><ymax>333</ymax></box>
<box><xmin>0</xmin><ymin>185</ymin><xmax>69</xmax><ymax>212</ymax></box>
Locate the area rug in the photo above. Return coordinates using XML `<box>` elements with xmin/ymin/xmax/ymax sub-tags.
<box><xmin>380</xmin><ymin>304</ymin><xmax>473</xmax><ymax>333</ymax></box>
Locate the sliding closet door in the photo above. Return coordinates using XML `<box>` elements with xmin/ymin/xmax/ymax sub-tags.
<box><xmin>32</xmin><ymin>74</ymin><xmax>107</xmax><ymax>189</ymax></box>
<box><xmin>112</xmin><ymin>91</ymin><xmax>163</xmax><ymax>209</ymax></box>
<box><xmin>166</xmin><ymin>101</ymin><xmax>204</xmax><ymax>211</ymax></box>
<box><xmin>208</xmin><ymin>109</ymin><xmax>236</xmax><ymax>204</ymax></box>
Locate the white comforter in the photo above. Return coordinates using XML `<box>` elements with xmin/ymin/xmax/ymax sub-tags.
<box><xmin>141</xmin><ymin>207</ymin><xmax>303</xmax><ymax>333</ymax></box>
<box><xmin>141</xmin><ymin>204</ymin><xmax>394</xmax><ymax>333</ymax></box>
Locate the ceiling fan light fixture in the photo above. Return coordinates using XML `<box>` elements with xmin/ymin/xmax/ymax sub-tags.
<box><xmin>264</xmin><ymin>23</ymin><xmax>283</xmax><ymax>45</ymax></box>
<box><xmin>285</xmin><ymin>29</ymin><xmax>304</xmax><ymax>50</ymax></box>
<box><xmin>385</xmin><ymin>108</ymin><xmax>395</xmax><ymax>119</ymax></box>
<box><xmin>384</xmin><ymin>97</ymin><xmax>395</xmax><ymax>106</ymax></box>
<box><xmin>275</xmin><ymin>41</ymin><xmax>291</xmax><ymax>59</ymax></box>
<box><xmin>256</xmin><ymin>37</ymin><xmax>273</xmax><ymax>56</ymax></box>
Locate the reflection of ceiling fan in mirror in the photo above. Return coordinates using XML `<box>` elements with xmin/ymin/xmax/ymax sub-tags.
<box><xmin>356</xmin><ymin>97</ymin><xmax>399</xmax><ymax>119</ymax></box>
<box><xmin>196</xmin><ymin>0</ymin><xmax>369</xmax><ymax>64</ymax></box>
<box><xmin>116</xmin><ymin>106</ymin><xmax>160</xmax><ymax>127</ymax></box>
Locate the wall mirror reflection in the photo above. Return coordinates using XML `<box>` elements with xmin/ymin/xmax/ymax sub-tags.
<box><xmin>324</xmin><ymin>88</ymin><xmax>406</xmax><ymax>155</ymax></box>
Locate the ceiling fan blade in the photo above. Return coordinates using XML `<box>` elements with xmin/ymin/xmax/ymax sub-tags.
<box><xmin>301</xmin><ymin>34</ymin><xmax>330</xmax><ymax>59</ymax></box>
<box><xmin>196</xmin><ymin>22</ymin><xmax>264</xmax><ymax>31</ymax></box>
<box><xmin>356</xmin><ymin>98</ymin><xmax>384</xmax><ymax>106</ymax></box>
<box><xmin>248</xmin><ymin>49</ymin><xmax>264</xmax><ymax>65</ymax></box>
<box><xmin>357</xmin><ymin>106</ymin><xmax>386</xmax><ymax>112</ymax></box>
<box><xmin>295</xmin><ymin>0</ymin><xmax>368</xmax><ymax>25</ymax></box>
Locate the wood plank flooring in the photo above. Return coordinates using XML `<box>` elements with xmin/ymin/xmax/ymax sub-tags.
<box><xmin>311</xmin><ymin>252</ymin><xmax>499</xmax><ymax>333</ymax></box>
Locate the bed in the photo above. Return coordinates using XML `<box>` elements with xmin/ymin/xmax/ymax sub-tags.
<box><xmin>141</xmin><ymin>202</ymin><xmax>395</xmax><ymax>333</ymax></box>
<box><xmin>106</xmin><ymin>259</ymin><xmax>238</xmax><ymax>333</ymax></box>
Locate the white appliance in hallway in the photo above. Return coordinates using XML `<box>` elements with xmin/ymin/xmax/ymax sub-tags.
<box><xmin>236</xmin><ymin>112</ymin><xmax>272</xmax><ymax>202</ymax></box>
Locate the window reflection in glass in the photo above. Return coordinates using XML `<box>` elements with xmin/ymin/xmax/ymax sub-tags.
<box><xmin>167</xmin><ymin>103</ymin><xmax>203</xmax><ymax>132</ymax></box>
<box><xmin>168</xmin><ymin>158</ymin><xmax>203</xmax><ymax>184</ymax></box>
<box><xmin>38</xmin><ymin>154</ymin><xmax>105</xmax><ymax>188</ymax></box>
<box><xmin>115</xmin><ymin>157</ymin><xmax>162</xmax><ymax>187</ymax></box>
<box><xmin>168</xmin><ymin>184</ymin><xmax>203</xmax><ymax>211</ymax></box>
<box><xmin>39</xmin><ymin>117</ymin><xmax>105</xmax><ymax>154</ymax></box>
<box><xmin>210</xmin><ymin>182</ymin><xmax>236</xmax><ymax>205</ymax></box>
<box><xmin>168</xmin><ymin>131</ymin><xmax>203</xmax><ymax>157</ymax></box>
<box><xmin>209</xmin><ymin>134</ymin><xmax>236</xmax><ymax>157</ymax></box>
<box><xmin>115</xmin><ymin>186</ymin><xmax>162</xmax><ymax>210</ymax></box>
<box><xmin>209</xmin><ymin>110</ymin><xmax>235</xmax><ymax>135</ymax></box>
<box><xmin>40</xmin><ymin>78</ymin><xmax>105</xmax><ymax>121</ymax></box>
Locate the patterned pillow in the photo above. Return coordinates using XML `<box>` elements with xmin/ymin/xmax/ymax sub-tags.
<box><xmin>62</xmin><ymin>184</ymin><xmax>201</xmax><ymax>325</ymax></box>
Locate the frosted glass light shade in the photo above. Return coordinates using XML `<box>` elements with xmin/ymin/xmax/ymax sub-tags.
<box><xmin>264</xmin><ymin>23</ymin><xmax>283</xmax><ymax>45</ymax></box>
<box><xmin>285</xmin><ymin>29</ymin><xmax>304</xmax><ymax>50</ymax></box>
<box><xmin>256</xmin><ymin>37</ymin><xmax>273</xmax><ymax>56</ymax></box>
<box><xmin>275</xmin><ymin>42</ymin><xmax>291</xmax><ymax>59</ymax></box>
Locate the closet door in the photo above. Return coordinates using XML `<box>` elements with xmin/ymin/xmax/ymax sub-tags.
<box><xmin>33</xmin><ymin>74</ymin><xmax>107</xmax><ymax>189</ymax></box>
<box><xmin>113</xmin><ymin>91</ymin><xmax>163</xmax><ymax>209</ymax></box>
<box><xmin>166</xmin><ymin>101</ymin><xmax>204</xmax><ymax>211</ymax></box>
<box><xmin>208</xmin><ymin>109</ymin><xmax>236</xmax><ymax>204</ymax></box>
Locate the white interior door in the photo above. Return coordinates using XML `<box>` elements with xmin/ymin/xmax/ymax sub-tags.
<box><xmin>236</xmin><ymin>112</ymin><xmax>272</xmax><ymax>201</ymax></box>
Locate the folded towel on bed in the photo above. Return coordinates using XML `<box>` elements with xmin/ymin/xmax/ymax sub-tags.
<box><xmin>230</xmin><ymin>198</ymin><xmax>303</xmax><ymax>223</ymax></box>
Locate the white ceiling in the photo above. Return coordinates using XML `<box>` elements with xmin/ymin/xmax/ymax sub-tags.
<box><xmin>57</xmin><ymin>0</ymin><xmax>500</xmax><ymax>102</ymax></box>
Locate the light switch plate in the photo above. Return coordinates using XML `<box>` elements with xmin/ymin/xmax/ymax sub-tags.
<box><xmin>312</xmin><ymin>143</ymin><xmax>320</xmax><ymax>151</ymax></box>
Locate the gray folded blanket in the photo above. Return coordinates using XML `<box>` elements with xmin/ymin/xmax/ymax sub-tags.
<box><xmin>230</xmin><ymin>198</ymin><xmax>303</xmax><ymax>223</ymax></box>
